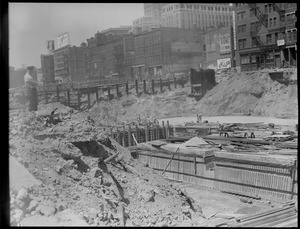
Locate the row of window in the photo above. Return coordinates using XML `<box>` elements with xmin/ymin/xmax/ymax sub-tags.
<box><xmin>238</xmin><ymin>30</ymin><xmax>297</xmax><ymax>49</ymax></box>
<box><xmin>145</xmin><ymin>44</ymin><xmax>161</xmax><ymax>54</ymax></box>
<box><xmin>144</xmin><ymin>34</ymin><xmax>161</xmax><ymax>44</ymax></box>
<box><xmin>163</xmin><ymin>4</ymin><xmax>231</xmax><ymax>13</ymax></box>
<box><xmin>145</xmin><ymin>54</ymin><xmax>162</xmax><ymax>65</ymax></box>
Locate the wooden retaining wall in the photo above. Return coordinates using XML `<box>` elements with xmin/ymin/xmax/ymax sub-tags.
<box><xmin>136</xmin><ymin>150</ymin><xmax>298</xmax><ymax>202</ymax></box>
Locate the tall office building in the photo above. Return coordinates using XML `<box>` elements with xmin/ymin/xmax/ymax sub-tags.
<box><xmin>144</xmin><ymin>3</ymin><xmax>166</xmax><ymax>26</ymax></box>
<box><xmin>161</xmin><ymin>3</ymin><xmax>233</xmax><ymax>30</ymax></box>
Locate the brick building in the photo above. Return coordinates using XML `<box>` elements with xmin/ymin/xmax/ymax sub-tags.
<box><xmin>53</xmin><ymin>45</ymin><xmax>85</xmax><ymax>83</ymax></box>
<box><xmin>234</xmin><ymin>3</ymin><xmax>297</xmax><ymax>71</ymax></box>
<box><xmin>129</xmin><ymin>27</ymin><xmax>204</xmax><ymax>77</ymax></box>
<box><xmin>204</xmin><ymin>25</ymin><xmax>235</xmax><ymax>70</ymax></box>
<box><xmin>40</xmin><ymin>54</ymin><xmax>55</xmax><ymax>84</ymax></box>
<box><xmin>83</xmin><ymin>27</ymin><xmax>133</xmax><ymax>79</ymax></box>
<box><xmin>161</xmin><ymin>3</ymin><xmax>233</xmax><ymax>30</ymax></box>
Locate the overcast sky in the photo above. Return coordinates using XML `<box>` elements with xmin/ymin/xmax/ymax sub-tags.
<box><xmin>9</xmin><ymin>3</ymin><xmax>144</xmax><ymax>69</ymax></box>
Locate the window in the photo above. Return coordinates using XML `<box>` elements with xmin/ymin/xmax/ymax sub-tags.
<box><xmin>264</xmin><ymin>4</ymin><xmax>268</xmax><ymax>14</ymax></box>
<box><xmin>273</xmin><ymin>17</ymin><xmax>277</xmax><ymax>27</ymax></box>
<box><xmin>266</xmin><ymin>34</ymin><xmax>272</xmax><ymax>44</ymax></box>
<box><xmin>250</xmin><ymin>8</ymin><xmax>256</xmax><ymax>17</ymax></box>
<box><xmin>241</xmin><ymin>56</ymin><xmax>250</xmax><ymax>65</ymax></box>
<box><xmin>269</xmin><ymin>4</ymin><xmax>272</xmax><ymax>13</ymax></box>
<box><xmin>238</xmin><ymin>24</ymin><xmax>246</xmax><ymax>33</ymax></box>
<box><xmin>238</xmin><ymin>38</ymin><xmax>247</xmax><ymax>49</ymax></box>
<box><xmin>275</xmin><ymin>32</ymin><xmax>278</xmax><ymax>41</ymax></box>
<box><xmin>252</xmin><ymin>37</ymin><xmax>257</xmax><ymax>47</ymax></box>
<box><xmin>269</xmin><ymin>18</ymin><xmax>273</xmax><ymax>27</ymax></box>
<box><xmin>237</xmin><ymin>11</ymin><xmax>246</xmax><ymax>20</ymax></box>
<box><xmin>251</xmin><ymin>55</ymin><xmax>257</xmax><ymax>63</ymax></box>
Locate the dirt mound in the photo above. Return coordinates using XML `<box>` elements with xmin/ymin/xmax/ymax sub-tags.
<box><xmin>195</xmin><ymin>68</ymin><xmax>298</xmax><ymax>118</ymax></box>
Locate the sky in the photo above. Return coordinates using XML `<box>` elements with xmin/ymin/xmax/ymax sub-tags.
<box><xmin>9</xmin><ymin>3</ymin><xmax>144</xmax><ymax>69</ymax></box>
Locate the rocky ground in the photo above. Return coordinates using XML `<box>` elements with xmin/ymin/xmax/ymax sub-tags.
<box><xmin>8</xmin><ymin>67</ymin><xmax>298</xmax><ymax>226</ymax></box>
<box><xmin>9</xmin><ymin>105</ymin><xmax>205</xmax><ymax>226</ymax></box>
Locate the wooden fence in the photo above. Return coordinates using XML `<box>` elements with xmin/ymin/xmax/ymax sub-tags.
<box><xmin>35</xmin><ymin>76</ymin><xmax>188</xmax><ymax>110</ymax></box>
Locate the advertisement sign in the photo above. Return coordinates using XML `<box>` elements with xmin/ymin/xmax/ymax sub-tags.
<box><xmin>57</xmin><ymin>32</ymin><xmax>70</xmax><ymax>49</ymax></box>
<box><xmin>232</xmin><ymin>11</ymin><xmax>237</xmax><ymax>50</ymax></box>
<box><xmin>219</xmin><ymin>34</ymin><xmax>231</xmax><ymax>54</ymax></box>
<box><xmin>46</xmin><ymin>40</ymin><xmax>55</xmax><ymax>51</ymax></box>
<box><xmin>217</xmin><ymin>58</ymin><xmax>231</xmax><ymax>69</ymax></box>
<box><xmin>277</xmin><ymin>39</ymin><xmax>285</xmax><ymax>46</ymax></box>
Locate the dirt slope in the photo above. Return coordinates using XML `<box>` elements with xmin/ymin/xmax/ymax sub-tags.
<box><xmin>88</xmin><ymin>68</ymin><xmax>297</xmax><ymax>126</ymax></box>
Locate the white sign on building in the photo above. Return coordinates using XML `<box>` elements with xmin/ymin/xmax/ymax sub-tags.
<box><xmin>219</xmin><ymin>34</ymin><xmax>231</xmax><ymax>54</ymax></box>
<box><xmin>57</xmin><ymin>32</ymin><xmax>70</xmax><ymax>49</ymax></box>
<box><xmin>217</xmin><ymin>58</ymin><xmax>231</xmax><ymax>69</ymax></box>
<box><xmin>277</xmin><ymin>39</ymin><xmax>285</xmax><ymax>46</ymax></box>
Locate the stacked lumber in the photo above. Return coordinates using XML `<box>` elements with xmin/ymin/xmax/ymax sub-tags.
<box><xmin>228</xmin><ymin>203</ymin><xmax>297</xmax><ymax>227</ymax></box>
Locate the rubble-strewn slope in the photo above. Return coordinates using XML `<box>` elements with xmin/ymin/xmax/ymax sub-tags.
<box><xmin>9</xmin><ymin>105</ymin><xmax>205</xmax><ymax>226</ymax></box>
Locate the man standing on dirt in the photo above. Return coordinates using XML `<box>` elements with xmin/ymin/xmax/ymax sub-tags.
<box><xmin>24</xmin><ymin>66</ymin><xmax>39</xmax><ymax>111</ymax></box>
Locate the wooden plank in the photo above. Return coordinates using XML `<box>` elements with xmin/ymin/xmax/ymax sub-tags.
<box><xmin>135</xmin><ymin>80</ymin><xmax>138</xmax><ymax>94</ymax></box>
<box><xmin>122</xmin><ymin>123</ymin><xmax>126</xmax><ymax>147</ymax></box>
<box><xmin>128</xmin><ymin>124</ymin><xmax>132</xmax><ymax>147</ymax></box>
<box><xmin>56</xmin><ymin>85</ymin><xmax>60</xmax><ymax>102</ymax></box>
<box><xmin>214</xmin><ymin>151</ymin><xmax>296</xmax><ymax>167</ymax></box>
<box><xmin>45</xmin><ymin>90</ymin><xmax>48</xmax><ymax>104</ymax></box>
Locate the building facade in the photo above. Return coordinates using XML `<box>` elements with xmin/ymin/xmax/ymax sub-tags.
<box><xmin>40</xmin><ymin>54</ymin><xmax>55</xmax><ymax>84</ymax></box>
<box><xmin>161</xmin><ymin>3</ymin><xmax>233</xmax><ymax>30</ymax></box>
<box><xmin>132</xmin><ymin>16</ymin><xmax>156</xmax><ymax>34</ymax></box>
<box><xmin>204</xmin><ymin>25</ymin><xmax>235</xmax><ymax>70</ymax></box>
<box><xmin>82</xmin><ymin>28</ymin><xmax>133</xmax><ymax>79</ymax></box>
<box><xmin>53</xmin><ymin>45</ymin><xmax>85</xmax><ymax>83</ymax></box>
<box><xmin>234</xmin><ymin>3</ymin><xmax>297</xmax><ymax>71</ymax></box>
<box><xmin>129</xmin><ymin>27</ymin><xmax>204</xmax><ymax>77</ymax></box>
<box><xmin>144</xmin><ymin>3</ymin><xmax>166</xmax><ymax>26</ymax></box>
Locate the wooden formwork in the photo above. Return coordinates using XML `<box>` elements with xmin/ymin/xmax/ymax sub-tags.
<box><xmin>136</xmin><ymin>149</ymin><xmax>297</xmax><ymax>202</ymax></box>
<box><xmin>213</xmin><ymin>152</ymin><xmax>297</xmax><ymax>201</ymax></box>
<box><xmin>137</xmin><ymin>151</ymin><xmax>215</xmax><ymax>188</ymax></box>
<box><xmin>112</xmin><ymin>127</ymin><xmax>173</xmax><ymax>147</ymax></box>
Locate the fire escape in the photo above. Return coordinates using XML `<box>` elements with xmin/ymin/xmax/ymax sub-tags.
<box><xmin>271</xmin><ymin>3</ymin><xmax>285</xmax><ymax>22</ymax></box>
<box><xmin>248</xmin><ymin>3</ymin><xmax>270</xmax><ymax>56</ymax></box>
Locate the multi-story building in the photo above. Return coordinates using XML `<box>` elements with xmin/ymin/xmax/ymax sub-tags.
<box><xmin>40</xmin><ymin>54</ymin><xmax>55</xmax><ymax>84</ymax></box>
<box><xmin>144</xmin><ymin>3</ymin><xmax>166</xmax><ymax>26</ymax></box>
<box><xmin>83</xmin><ymin>27</ymin><xmax>133</xmax><ymax>79</ymax></box>
<box><xmin>204</xmin><ymin>25</ymin><xmax>235</xmax><ymax>70</ymax></box>
<box><xmin>161</xmin><ymin>3</ymin><xmax>233</xmax><ymax>30</ymax></box>
<box><xmin>52</xmin><ymin>45</ymin><xmax>85</xmax><ymax>83</ymax></box>
<box><xmin>129</xmin><ymin>27</ymin><xmax>204</xmax><ymax>77</ymax></box>
<box><xmin>234</xmin><ymin>3</ymin><xmax>297</xmax><ymax>71</ymax></box>
<box><xmin>132</xmin><ymin>16</ymin><xmax>156</xmax><ymax>34</ymax></box>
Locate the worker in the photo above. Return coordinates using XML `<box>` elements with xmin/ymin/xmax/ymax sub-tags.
<box><xmin>24</xmin><ymin>66</ymin><xmax>39</xmax><ymax>111</ymax></box>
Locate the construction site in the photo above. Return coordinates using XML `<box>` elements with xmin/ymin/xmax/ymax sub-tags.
<box><xmin>8</xmin><ymin>67</ymin><xmax>298</xmax><ymax>227</ymax></box>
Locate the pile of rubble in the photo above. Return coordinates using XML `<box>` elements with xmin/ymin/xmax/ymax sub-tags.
<box><xmin>9</xmin><ymin>103</ymin><xmax>206</xmax><ymax>226</ymax></box>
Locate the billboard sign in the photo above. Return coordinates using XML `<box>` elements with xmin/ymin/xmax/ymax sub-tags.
<box><xmin>219</xmin><ymin>34</ymin><xmax>231</xmax><ymax>54</ymax></box>
<box><xmin>57</xmin><ymin>32</ymin><xmax>70</xmax><ymax>49</ymax></box>
<box><xmin>46</xmin><ymin>40</ymin><xmax>55</xmax><ymax>51</ymax></box>
<box><xmin>217</xmin><ymin>58</ymin><xmax>231</xmax><ymax>69</ymax></box>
